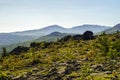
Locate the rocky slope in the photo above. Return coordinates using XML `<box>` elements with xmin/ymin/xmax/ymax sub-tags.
<box><xmin>0</xmin><ymin>32</ymin><xmax>120</xmax><ymax>80</ymax></box>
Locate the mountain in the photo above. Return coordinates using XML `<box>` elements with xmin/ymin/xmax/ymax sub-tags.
<box><xmin>36</xmin><ymin>32</ymin><xmax>69</xmax><ymax>42</ymax></box>
<box><xmin>0</xmin><ymin>24</ymin><xmax>109</xmax><ymax>46</ymax></box>
<box><xmin>103</xmin><ymin>24</ymin><xmax>120</xmax><ymax>34</ymax></box>
<box><xmin>0</xmin><ymin>32</ymin><xmax>69</xmax><ymax>53</ymax></box>
<box><xmin>13</xmin><ymin>25</ymin><xmax>67</xmax><ymax>37</ymax></box>
<box><xmin>12</xmin><ymin>24</ymin><xmax>109</xmax><ymax>36</ymax></box>
<box><xmin>0</xmin><ymin>33</ymin><xmax>37</xmax><ymax>45</ymax></box>
<box><xmin>69</xmin><ymin>24</ymin><xmax>110</xmax><ymax>34</ymax></box>
<box><xmin>114</xmin><ymin>24</ymin><xmax>120</xmax><ymax>29</ymax></box>
<box><xmin>0</xmin><ymin>25</ymin><xmax>66</xmax><ymax>46</ymax></box>
<box><xmin>47</xmin><ymin>32</ymin><xmax>67</xmax><ymax>37</ymax></box>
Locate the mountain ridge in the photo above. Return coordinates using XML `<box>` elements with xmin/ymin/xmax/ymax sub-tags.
<box><xmin>11</xmin><ymin>24</ymin><xmax>110</xmax><ymax>36</ymax></box>
<box><xmin>103</xmin><ymin>23</ymin><xmax>120</xmax><ymax>34</ymax></box>
<box><xmin>0</xmin><ymin>24</ymin><xmax>110</xmax><ymax>45</ymax></box>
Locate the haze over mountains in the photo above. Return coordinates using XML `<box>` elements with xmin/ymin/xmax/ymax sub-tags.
<box><xmin>104</xmin><ymin>24</ymin><xmax>120</xmax><ymax>34</ymax></box>
<box><xmin>12</xmin><ymin>24</ymin><xmax>109</xmax><ymax>36</ymax></box>
<box><xmin>0</xmin><ymin>24</ymin><xmax>117</xmax><ymax>46</ymax></box>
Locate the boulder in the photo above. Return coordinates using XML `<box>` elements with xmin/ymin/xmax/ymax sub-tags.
<box><xmin>82</xmin><ymin>31</ymin><xmax>94</xmax><ymax>40</ymax></box>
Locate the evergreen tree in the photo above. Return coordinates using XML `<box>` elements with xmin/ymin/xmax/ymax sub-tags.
<box><xmin>1</xmin><ymin>47</ymin><xmax>7</xmax><ymax>58</ymax></box>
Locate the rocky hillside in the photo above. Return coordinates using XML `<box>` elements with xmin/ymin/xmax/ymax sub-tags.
<box><xmin>0</xmin><ymin>31</ymin><xmax>120</xmax><ymax>80</ymax></box>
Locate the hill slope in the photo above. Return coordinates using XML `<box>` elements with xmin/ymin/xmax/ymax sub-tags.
<box><xmin>104</xmin><ymin>24</ymin><xmax>120</xmax><ymax>34</ymax></box>
<box><xmin>36</xmin><ymin>32</ymin><xmax>69</xmax><ymax>42</ymax></box>
<box><xmin>0</xmin><ymin>32</ymin><xmax>69</xmax><ymax>53</ymax></box>
<box><xmin>0</xmin><ymin>33</ymin><xmax>36</xmax><ymax>45</ymax></box>
<box><xmin>0</xmin><ymin>32</ymin><xmax>120</xmax><ymax>80</ymax></box>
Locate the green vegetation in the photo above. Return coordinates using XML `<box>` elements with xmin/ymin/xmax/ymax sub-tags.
<box><xmin>0</xmin><ymin>47</ymin><xmax>7</xmax><ymax>58</ymax></box>
<box><xmin>0</xmin><ymin>32</ymin><xmax>120</xmax><ymax>80</ymax></box>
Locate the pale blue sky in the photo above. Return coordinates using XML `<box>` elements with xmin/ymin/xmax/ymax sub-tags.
<box><xmin>0</xmin><ymin>0</ymin><xmax>120</xmax><ymax>32</ymax></box>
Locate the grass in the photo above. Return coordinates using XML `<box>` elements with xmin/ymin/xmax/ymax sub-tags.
<box><xmin>0</xmin><ymin>32</ymin><xmax>120</xmax><ymax>79</ymax></box>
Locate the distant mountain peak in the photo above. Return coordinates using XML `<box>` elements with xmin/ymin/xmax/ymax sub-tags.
<box><xmin>47</xmin><ymin>32</ymin><xmax>63</xmax><ymax>36</ymax></box>
<box><xmin>43</xmin><ymin>25</ymin><xmax>64</xmax><ymax>29</ymax></box>
<box><xmin>50</xmin><ymin>24</ymin><xmax>61</xmax><ymax>27</ymax></box>
<box><xmin>82</xmin><ymin>24</ymin><xmax>98</xmax><ymax>26</ymax></box>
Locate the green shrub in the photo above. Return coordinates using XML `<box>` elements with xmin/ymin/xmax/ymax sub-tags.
<box><xmin>0</xmin><ymin>72</ymin><xmax>10</xmax><ymax>80</ymax></box>
<box><xmin>1</xmin><ymin>47</ymin><xmax>7</xmax><ymax>58</ymax></box>
<box><xmin>97</xmin><ymin>36</ymin><xmax>120</xmax><ymax>58</ymax></box>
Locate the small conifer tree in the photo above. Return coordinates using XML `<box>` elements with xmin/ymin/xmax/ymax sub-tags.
<box><xmin>1</xmin><ymin>47</ymin><xmax>7</xmax><ymax>58</ymax></box>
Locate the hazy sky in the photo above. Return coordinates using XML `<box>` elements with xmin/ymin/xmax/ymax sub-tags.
<box><xmin>0</xmin><ymin>0</ymin><xmax>120</xmax><ymax>33</ymax></box>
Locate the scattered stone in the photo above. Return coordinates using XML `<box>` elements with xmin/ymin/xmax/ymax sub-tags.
<box><xmin>12</xmin><ymin>72</ymin><xmax>31</xmax><ymax>80</ymax></box>
<box><xmin>12</xmin><ymin>74</ymin><xmax>25</xmax><ymax>80</ymax></box>
<box><xmin>103</xmin><ymin>71</ymin><xmax>112</xmax><ymax>74</ymax></box>
<box><xmin>81</xmin><ymin>58</ymin><xmax>88</xmax><ymax>61</ymax></box>
<box><xmin>90</xmin><ymin>72</ymin><xmax>104</xmax><ymax>76</ymax></box>
<box><xmin>63</xmin><ymin>60</ymin><xmax>81</xmax><ymax>75</ymax></box>
<box><xmin>57</xmin><ymin>66</ymin><xmax>66</xmax><ymax>74</ymax></box>
<box><xmin>91</xmin><ymin>64</ymin><xmax>104</xmax><ymax>72</ymax></box>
